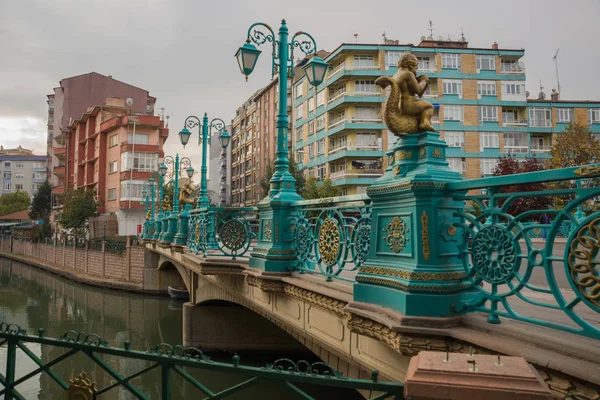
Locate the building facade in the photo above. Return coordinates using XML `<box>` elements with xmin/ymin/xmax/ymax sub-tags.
<box><xmin>0</xmin><ymin>147</ymin><xmax>47</xmax><ymax>199</ymax></box>
<box><xmin>207</xmin><ymin>125</ymin><xmax>232</xmax><ymax>206</ymax></box>
<box><xmin>47</xmin><ymin>72</ymin><xmax>157</xmax><ymax>193</ymax></box>
<box><xmin>53</xmin><ymin>98</ymin><xmax>168</xmax><ymax>235</ymax></box>
<box><xmin>290</xmin><ymin>39</ymin><xmax>600</xmax><ymax>193</ymax></box>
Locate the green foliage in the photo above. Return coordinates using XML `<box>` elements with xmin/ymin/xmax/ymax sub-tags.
<box><xmin>260</xmin><ymin>158</ymin><xmax>306</xmax><ymax>197</ymax></box>
<box><xmin>58</xmin><ymin>188</ymin><xmax>99</xmax><ymax>240</ymax></box>
<box><xmin>492</xmin><ymin>155</ymin><xmax>551</xmax><ymax>220</ymax></box>
<box><xmin>302</xmin><ymin>177</ymin><xmax>341</xmax><ymax>200</ymax></box>
<box><xmin>29</xmin><ymin>180</ymin><xmax>53</xmax><ymax>239</ymax></box>
<box><xmin>0</xmin><ymin>190</ymin><xmax>30</xmax><ymax>216</ymax></box>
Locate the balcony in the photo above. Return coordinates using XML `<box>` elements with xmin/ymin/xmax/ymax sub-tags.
<box><xmin>54</xmin><ymin>147</ymin><xmax>67</xmax><ymax>158</ymax></box>
<box><xmin>500</xmin><ymin>62</ymin><xmax>526</xmax><ymax>74</ymax></box>
<box><xmin>53</xmin><ymin>166</ymin><xmax>65</xmax><ymax>177</ymax></box>
<box><xmin>504</xmin><ymin>146</ymin><xmax>529</xmax><ymax>154</ymax></box>
<box><xmin>502</xmin><ymin>119</ymin><xmax>528</xmax><ymax>127</ymax></box>
<box><xmin>327</xmin><ymin>64</ymin><xmax>381</xmax><ymax>80</ymax></box>
<box><xmin>330</xmin><ymin>168</ymin><xmax>383</xmax><ymax>181</ymax></box>
<box><xmin>531</xmin><ymin>147</ymin><xmax>551</xmax><ymax>154</ymax></box>
<box><xmin>327</xmin><ymin>91</ymin><xmax>381</xmax><ymax>105</ymax></box>
<box><xmin>329</xmin><ymin>144</ymin><xmax>383</xmax><ymax>155</ymax></box>
<box><xmin>530</xmin><ymin>119</ymin><xmax>552</xmax><ymax>128</ymax></box>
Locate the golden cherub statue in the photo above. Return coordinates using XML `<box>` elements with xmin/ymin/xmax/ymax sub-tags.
<box><xmin>162</xmin><ymin>195</ymin><xmax>172</xmax><ymax>211</ymax></box>
<box><xmin>145</xmin><ymin>210</ymin><xmax>151</xmax><ymax>220</ymax></box>
<box><xmin>179</xmin><ymin>180</ymin><xmax>196</xmax><ymax>207</ymax></box>
<box><xmin>376</xmin><ymin>53</ymin><xmax>435</xmax><ymax>135</ymax></box>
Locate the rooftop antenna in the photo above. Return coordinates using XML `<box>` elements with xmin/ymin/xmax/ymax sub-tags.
<box><xmin>538</xmin><ymin>79</ymin><xmax>546</xmax><ymax>100</ymax></box>
<box><xmin>427</xmin><ymin>20</ymin><xmax>434</xmax><ymax>40</ymax></box>
<box><xmin>354</xmin><ymin>33</ymin><xmax>358</xmax><ymax>43</ymax></box>
<box><xmin>382</xmin><ymin>31</ymin><xmax>388</xmax><ymax>44</ymax></box>
<box><xmin>160</xmin><ymin>106</ymin><xmax>165</xmax><ymax>120</ymax></box>
<box><xmin>553</xmin><ymin>49</ymin><xmax>561</xmax><ymax>95</ymax></box>
<box><xmin>460</xmin><ymin>28</ymin><xmax>466</xmax><ymax>42</ymax></box>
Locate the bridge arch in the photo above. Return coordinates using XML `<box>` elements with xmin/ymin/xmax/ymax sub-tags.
<box><xmin>157</xmin><ymin>257</ymin><xmax>189</xmax><ymax>292</ymax></box>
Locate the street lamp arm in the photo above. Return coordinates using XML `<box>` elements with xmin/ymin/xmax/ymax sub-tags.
<box><xmin>246</xmin><ymin>22</ymin><xmax>276</xmax><ymax>46</ymax></box>
<box><xmin>184</xmin><ymin>115</ymin><xmax>202</xmax><ymax>130</ymax></box>
<box><xmin>290</xmin><ymin>31</ymin><xmax>318</xmax><ymax>57</ymax></box>
<box><xmin>209</xmin><ymin>118</ymin><xmax>227</xmax><ymax>133</ymax></box>
<box><xmin>163</xmin><ymin>156</ymin><xmax>175</xmax><ymax>181</ymax></box>
<box><xmin>180</xmin><ymin>157</ymin><xmax>192</xmax><ymax>169</ymax></box>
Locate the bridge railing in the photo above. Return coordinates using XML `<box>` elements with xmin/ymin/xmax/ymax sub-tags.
<box><xmin>292</xmin><ymin>194</ymin><xmax>372</xmax><ymax>282</ymax></box>
<box><xmin>0</xmin><ymin>322</ymin><xmax>404</xmax><ymax>400</ymax></box>
<box><xmin>187</xmin><ymin>207</ymin><xmax>259</xmax><ymax>259</ymax></box>
<box><xmin>447</xmin><ymin>164</ymin><xmax>600</xmax><ymax>339</ymax></box>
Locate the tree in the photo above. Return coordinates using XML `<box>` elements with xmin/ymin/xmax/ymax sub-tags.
<box><xmin>492</xmin><ymin>155</ymin><xmax>551</xmax><ymax>220</ymax></box>
<box><xmin>29</xmin><ymin>180</ymin><xmax>53</xmax><ymax>239</ymax></box>
<box><xmin>0</xmin><ymin>190</ymin><xmax>30</xmax><ymax>216</ymax></box>
<box><xmin>58</xmin><ymin>188</ymin><xmax>99</xmax><ymax>240</ymax></box>
<box><xmin>302</xmin><ymin>177</ymin><xmax>341</xmax><ymax>200</ymax></box>
<box><xmin>260</xmin><ymin>158</ymin><xmax>306</xmax><ymax>197</ymax></box>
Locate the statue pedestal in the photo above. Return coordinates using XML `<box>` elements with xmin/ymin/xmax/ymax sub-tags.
<box><xmin>354</xmin><ymin>131</ymin><xmax>480</xmax><ymax>317</ymax></box>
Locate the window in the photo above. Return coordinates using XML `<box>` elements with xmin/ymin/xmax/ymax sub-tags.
<box><xmin>501</xmin><ymin>82</ymin><xmax>526</xmax><ymax>99</ymax></box>
<box><xmin>295</xmin><ymin>126</ymin><xmax>303</xmax><ymax>142</ymax></box>
<box><xmin>385</xmin><ymin>51</ymin><xmax>402</xmax><ymax>69</ymax></box>
<box><xmin>330</xmin><ymin>135</ymin><xmax>347</xmax><ymax>150</ymax></box>
<box><xmin>308</xmin><ymin>97</ymin><xmax>315</xmax><ymax>112</ymax></box>
<box><xmin>445</xmin><ymin>131</ymin><xmax>465</xmax><ymax>148</ymax></box>
<box><xmin>480</xmin><ymin>158</ymin><xmax>499</xmax><ymax>176</ymax></box>
<box><xmin>15</xmin><ymin>184</ymin><xmax>23</xmax><ymax>190</ymax></box>
<box><xmin>3</xmin><ymin>183</ymin><xmax>10</xmax><ymax>190</ymax></box>
<box><xmin>354</xmin><ymin>106</ymin><xmax>377</xmax><ymax>121</ymax></box>
<box><xmin>355</xmin><ymin>80</ymin><xmax>376</xmax><ymax>94</ymax></box>
<box><xmin>295</xmin><ymin>104</ymin><xmax>304</xmax><ymax>120</ymax></box>
<box><xmin>108</xmin><ymin>188</ymin><xmax>117</xmax><ymax>201</ymax></box>
<box><xmin>479</xmin><ymin>106</ymin><xmax>498</xmax><ymax>122</ymax></box>
<box><xmin>308</xmin><ymin>121</ymin><xmax>315</xmax><ymax>136</ymax></box>
<box><xmin>589</xmin><ymin>109</ymin><xmax>600</xmax><ymax>124</ymax></box>
<box><xmin>441</xmin><ymin>53</ymin><xmax>461</xmax><ymax>69</ymax></box>
<box><xmin>296</xmin><ymin>83</ymin><xmax>304</xmax><ymax>98</ymax></box>
<box><xmin>557</xmin><ymin>108</ymin><xmax>573</xmax><ymax>123</ymax></box>
<box><xmin>502</xmin><ymin>109</ymin><xmax>521</xmax><ymax>124</ymax></box>
<box><xmin>109</xmin><ymin>161</ymin><xmax>117</xmax><ymax>173</ymax></box>
<box><xmin>417</xmin><ymin>56</ymin><xmax>432</xmax><ymax>71</ymax></box>
<box><xmin>356</xmin><ymin>132</ymin><xmax>378</xmax><ymax>147</ymax></box>
<box><xmin>15</xmin><ymin>162</ymin><xmax>24</xmax><ymax>168</ymax></box>
<box><xmin>33</xmin><ymin>161</ymin><xmax>45</xmax><ymax>169</ymax></box>
<box><xmin>476</xmin><ymin>55</ymin><xmax>495</xmax><ymax>71</ymax></box>
<box><xmin>353</xmin><ymin>55</ymin><xmax>375</xmax><ymax>68</ymax></box>
<box><xmin>442</xmin><ymin>79</ymin><xmax>462</xmax><ymax>97</ymax></box>
<box><xmin>32</xmin><ymin>173</ymin><xmax>44</xmax><ymax>180</ymax></box>
<box><xmin>308</xmin><ymin>143</ymin><xmax>315</xmax><ymax>159</ymax></box>
<box><xmin>109</xmin><ymin>134</ymin><xmax>118</xmax><ymax>147</ymax></box>
<box><xmin>4</xmin><ymin>162</ymin><xmax>10</xmax><ymax>167</ymax></box>
<box><xmin>316</xmin><ymin>115</ymin><xmax>326</xmax><ymax>131</ymax></box>
<box><xmin>500</xmin><ymin>60</ymin><xmax>522</xmax><ymax>73</ymax></box>
<box><xmin>444</xmin><ymin>105</ymin><xmax>464</xmax><ymax>121</ymax></box>
<box><xmin>480</xmin><ymin>132</ymin><xmax>499</xmax><ymax>150</ymax></box>
<box><xmin>128</xmin><ymin>133</ymin><xmax>149</xmax><ymax>144</ymax></box>
<box><xmin>120</xmin><ymin>152</ymin><xmax>158</xmax><ymax>172</ymax></box>
<box><xmin>317</xmin><ymin>91</ymin><xmax>325</xmax><ymax>108</ymax></box>
<box><xmin>316</xmin><ymin>139</ymin><xmax>325</xmax><ymax>155</ymax></box>
<box><xmin>529</xmin><ymin>107</ymin><xmax>551</xmax><ymax>127</ymax></box>
<box><xmin>317</xmin><ymin>164</ymin><xmax>326</xmax><ymax>179</ymax></box>
<box><xmin>447</xmin><ymin>158</ymin><xmax>466</xmax><ymax>175</ymax></box>
<box><xmin>14</xmin><ymin>174</ymin><xmax>24</xmax><ymax>179</ymax></box>
<box><xmin>477</xmin><ymin>81</ymin><xmax>496</xmax><ymax>96</ymax></box>
<box><xmin>295</xmin><ymin>150</ymin><xmax>303</xmax><ymax>163</ymax></box>
<box><xmin>119</xmin><ymin>180</ymin><xmax>147</xmax><ymax>200</ymax></box>
<box><xmin>504</xmin><ymin>132</ymin><xmax>528</xmax><ymax>153</ymax></box>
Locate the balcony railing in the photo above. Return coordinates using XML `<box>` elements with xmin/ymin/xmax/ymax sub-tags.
<box><xmin>502</xmin><ymin>119</ymin><xmax>528</xmax><ymax>127</ymax></box>
<box><xmin>327</xmin><ymin>91</ymin><xmax>381</xmax><ymax>104</ymax></box>
<box><xmin>329</xmin><ymin>169</ymin><xmax>383</xmax><ymax>180</ymax></box>
<box><xmin>500</xmin><ymin>63</ymin><xmax>526</xmax><ymax>74</ymax></box>
<box><xmin>531</xmin><ymin>147</ymin><xmax>551</xmax><ymax>153</ymax></box>
<box><xmin>327</xmin><ymin>64</ymin><xmax>380</xmax><ymax>78</ymax></box>
<box><xmin>329</xmin><ymin>144</ymin><xmax>383</xmax><ymax>154</ymax></box>
<box><xmin>530</xmin><ymin>119</ymin><xmax>552</xmax><ymax>128</ymax></box>
<box><xmin>328</xmin><ymin>117</ymin><xmax>347</xmax><ymax>129</ymax></box>
<box><xmin>504</xmin><ymin>146</ymin><xmax>529</xmax><ymax>154</ymax></box>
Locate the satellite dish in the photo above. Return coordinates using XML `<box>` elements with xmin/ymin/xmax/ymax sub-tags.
<box><xmin>526</xmin><ymin>91</ymin><xmax>530</xmax><ymax>98</ymax></box>
<box><xmin>518</xmin><ymin>61</ymin><xmax>525</xmax><ymax>72</ymax></box>
<box><xmin>126</xmin><ymin>98</ymin><xmax>133</xmax><ymax>106</ymax></box>
<box><xmin>420</xmin><ymin>36</ymin><xmax>426</xmax><ymax>41</ymax></box>
<box><xmin>538</xmin><ymin>91</ymin><xmax>546</xmax><ymax>100</ymax></box>
<box><xmin>437</xmin><ymin>36</ymin><xmax>444</xmax><ymax>41</ymax></box>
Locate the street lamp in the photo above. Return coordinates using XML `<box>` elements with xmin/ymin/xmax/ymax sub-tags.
<box><xmin>180</xmin><ymin>114</ymin><xmax>230</xmax><ymax>209</ymax></box>
<box><xmin>237</xmin><ymin>19</ymin><xmax>326</xmax><ymax>272</ymax></box>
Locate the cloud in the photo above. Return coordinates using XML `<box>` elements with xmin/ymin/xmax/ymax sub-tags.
<box><xmin>0</xmin><ymin>117</ymin><xmax>47</xmax><ymax>154</ymax></box>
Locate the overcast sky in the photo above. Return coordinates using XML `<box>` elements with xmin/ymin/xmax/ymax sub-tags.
<box><xmin>1</xmin><ymin>0</ymin><xmax>598</xmax><ymax>164</ymax></box>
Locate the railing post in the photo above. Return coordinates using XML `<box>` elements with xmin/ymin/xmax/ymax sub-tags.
<box><xmin>161</xmin><ymin>364</ymin><xmax>171</xmax><ymax>400</ymax></box>
<box><xmin>101</xmin><ymin>241</ymin><xmax>106</xmax><ymax>278</ymax></box>
<box><xmin>5</xmin><ymin>338</ymin><xmax>17</xmax><ymax>400</ymax></box>
<box><xmin>354</xmin><ymin>131</ymin><xmax>480</xmax><ymax>317</ymax></box>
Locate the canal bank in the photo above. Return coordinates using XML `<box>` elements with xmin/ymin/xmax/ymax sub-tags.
<box><xmin>0</xmin><ymin>237</ymin><xmax>176</xmax><ymax>295</ymax></box>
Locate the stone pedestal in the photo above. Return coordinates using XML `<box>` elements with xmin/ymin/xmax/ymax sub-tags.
<box><xmin>404</xmin><ymin>351</ymin><xmax>552</xmax><ymax>400</ymax></box>
<box><xmin>354</xmin><ymin>131</ymin><xmax>479</xmax><ymax>317</ymax></box>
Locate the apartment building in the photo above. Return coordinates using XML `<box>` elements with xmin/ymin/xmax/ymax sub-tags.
<box><xmin>54</xmin><ymin>98</ymin><xmax>169</xmax><ymax>235</ymax></box>
<box><xmin>0</xmin><ymin>146</ymin><xmax>47</xmax><ymax>199</ymax></box>
<box><xmin>290</xmin><ymin>38</ymin><xmax>600</xmax><ymax>191</ymax></box>
<box><xmin>48</xmin><ymin>72</ymin><xmax>156</xmax><ymax>197</ymax></box>
<box><xmin>207</xmin><ymin>125</ymin><xmax>232</xmax><ymax>205</ymax></box>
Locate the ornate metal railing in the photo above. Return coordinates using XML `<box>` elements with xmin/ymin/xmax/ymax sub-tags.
<box><xmin>293</xmin><ymin>194</ymin><xmax>372</xmax><ymax>282</ymax></box>
<box><xmin>447</xmin><ymin>165</ymin><xmax>600</xmax><ymax>339</ymax></box>
<box><xmin>0</xmin><ymin>322</ymin><xmax>404</xmax><ymax>400</ymax></box>
<box><xmin>188</xmin><ymin>207</ymin><xmax>259</xmax><ymax>259</ymax></box>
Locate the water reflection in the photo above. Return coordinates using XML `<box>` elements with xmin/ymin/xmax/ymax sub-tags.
<box><xmin>0</xmin><ymin>259</ymin><xmax>362</xmax><ymax>399</ymax></box>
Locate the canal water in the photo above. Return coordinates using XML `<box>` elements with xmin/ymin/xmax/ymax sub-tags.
<box><xmin>0</xmin><ymin>258</ymin><xmax>363</xmax><ymax>399</ymax></box>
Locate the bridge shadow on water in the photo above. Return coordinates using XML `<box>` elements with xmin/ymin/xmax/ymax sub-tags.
<box><xmin>0</xmin><ymin>258</ymin><xmax>365</xmax><ymax>399</ymax></box>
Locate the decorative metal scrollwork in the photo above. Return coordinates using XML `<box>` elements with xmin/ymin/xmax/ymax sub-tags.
<box><xmin>220</xmin><ymin>219</ymin><xmax>246</xmax><ymax>252</ymax></box>
<box><xmin>352</xmin><ymin>220</ymin><xmax>371</xmax><ymax>266</ymax></box>
<box><xmin>567</xmin><ymin>217</ymin><xmax>600</xmax><ymax>311</ymax></box>
<box><xmin>472</xmin><ymin>226</ymin><xmax>518</xmax><ymax>284</ymax></box>
<box><xmin>382</xmin><ymin>216</ymin><xmax>409</xmax><ymax>253</ymax></box>
<box><xmin>318</xmin><ymin>218</ymin><xmax>341</xmax><ymax>265</ymax></box>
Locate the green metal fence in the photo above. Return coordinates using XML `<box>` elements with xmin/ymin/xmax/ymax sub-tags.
<box><xmin>0</xmin><ymin>322</ymin><xmax>404</xmax><ymax>400</ymax></box>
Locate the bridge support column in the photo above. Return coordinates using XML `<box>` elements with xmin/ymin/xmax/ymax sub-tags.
<box><xmin>182</xmin><ymin>301</ymin><xmax>305</xmax><ymax>353</ymax></box>
<box><xmin>355</xmin><ymin>131</ymin><xmax>480</xmax><ymax>317</ymax></box>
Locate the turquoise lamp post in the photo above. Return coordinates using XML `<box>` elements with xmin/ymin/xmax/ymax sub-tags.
<box><xmin>158</xmin><ymin>153</ymin><xmax>192</xmax><ymax>245</ymax></box>
<box><xmin>154</xmin><ymin>164</ymin><xmax>168</xmax><ymax>240</ymax></box>
<box><xmin>140</xmin><ymin>187</ymin><xmax>148</xmax><ymax>239</ymax></box>
<box><xmin>236</xmin><ymin>20</ymin><xmax>328</xmax><ymax>272</ymax></box>
<box><xmin>180</xmin><ymin>115</ymin><xmax>230</xmax><ymax>209</ymax></box>
<box><xmin>173</xmin><ymin>165</ymin><xmax>196</xmax><ymax>248</ymax></box>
